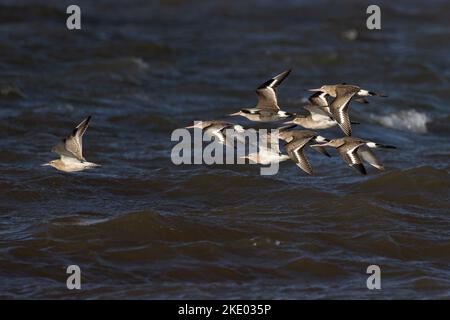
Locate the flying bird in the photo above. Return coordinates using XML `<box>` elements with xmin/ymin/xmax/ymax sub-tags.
<box><xmin>311</xmin><ymin>136</ymin><xmax>396</xmax><ymax>175</ymax></box>
<box><xmin>185</xmin><ymin>120</ymin><xmax>244</xmax><ymax>147</ymax></box>
<box><xmin>308</xmin><ymin>83</ymin><xmax>388</xmax><ymax>135</ymax></box>
<box><xmin>241</xmin><ymin>131</ymin><xmax>289</xmax><ymax>165</ymax></box>
<box><xmin>285</xmin><ymin>92</ymin><xmax>336</xmax><ymax>130</ymax></box>
<box><xmin>308</xmin><ymin>84</ymin><xmax>387</xmax><ymax>99</ymax></box>
<box><xmin>229</xmin><ymin>69</ymin><xmax>294</xmax><ymax>122</ymax></box>
<box><xmin>42</xmin><ymin>116</ymin><xmax>100</xmax><ymax>172</ymax></box>
<box><xmin>277</xmin><ymin>129</ymin><xmax>330</xmax><ymax>175</ymax></box>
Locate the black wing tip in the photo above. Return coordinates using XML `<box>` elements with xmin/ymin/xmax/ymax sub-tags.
<box><xmin>352</xmin><ymin>164</ymin><xmax>367</xmax><ymax>175</ymax></box>
<box><xmin>296</xmin><ymin>163</ymin><xmax>313</xmax><ymax>175</ymax></box>
<box><xmin>280</xmin><ymin>69</ymin><xmax>292</xmax><ymax>80</ymax></box>
<box><xmin>81</xmin><ymin>115</ymin><xmax>92</xmax><ymax>126</ymax></box>
<box><xmin>84</xmin><ymin>115</ymin><xmax>92</xmax><ymax>126</ymax></box>
<box><xmin>278</xmin><ymin>68</ymin><xmax>292</xmax><ymax>77</ymax></box>
<box><xmin>257</xmin><ymin>69</ymin><xmax>292</xmax><ymax>89</ymax></box>
<box><xmin>272</xmin><ymin>68</ymin><xmax>292</xmax><ymax>84</ymax></box>
<box><xmin>311</xmin><ymin>144</ymin><xmax>332</xmax><ymax>157</ymax></box>
<box><xmin>257</xmin><ymin>79</ymin><xmax>272</xmax><ymax>90</ymax></box>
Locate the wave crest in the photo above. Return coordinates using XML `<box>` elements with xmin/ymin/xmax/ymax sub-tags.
<box><xmin>369</xmin><ymin>109</ymin><xmax>430</xmax><ymax>133</ymax></box>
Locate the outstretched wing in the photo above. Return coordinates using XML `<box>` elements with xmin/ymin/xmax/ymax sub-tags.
<box><xmin>204</xmin><ymin>122</ymin><xmax>236</xmax><ymax>145</ymax></box>
<box><xmin>334</xmin><ymin>106</ymin><xmax>352</xmax><ymax>136</ymax></box>
<box><xmin>285</xmin><ymin>137</ymin><xmax>314</xmax><ymax>175</ymax></box>
<box><xmin>308</xmin><ymin>92</ymin><xmax>328</xmax><ymax>107</ymax></box>
<box><xmin>52</xmin><ymin>116</ymin><xmax>91</xmax><ymax>161</ymax></box>
<box><xmin>255</xmin><ymin>69</ymin><xmax>291</xmax><ymax>110</ymax></box>
<box><xmin>357</xmin><ymin>146</ymin><xmax>384</xmax><ymax>170</ymax></box>
<box><xmin>338</xmin><ymin>143</ymin><xmax>366</xmax><ymax>175</ymax></box>
<box><xmin>310</xmin><ymin>145</ymin><xmax>331</xmax><ymax>157</ymax></box>
<box><xmin>330</xmin><ymin>85</ymin><xmax>359</xmax><ymax>136</ymax></box>
<box><xmin>303</xmin><ymin>104</ymin><xmax>333</xmax><ymax>122</ymax></box>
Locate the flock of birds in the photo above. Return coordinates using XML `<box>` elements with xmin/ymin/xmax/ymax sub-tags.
<box><xmin>185</xmin><ymin>69</ymin><xmax>396</xmax><ymax>175</ymax></box>
<box><xmin>42</xmin><ymin>69</ymin><xmax>396</xmax><ymax>175</ymax></box>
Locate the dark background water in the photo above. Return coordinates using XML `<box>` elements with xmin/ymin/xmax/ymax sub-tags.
<box><xmin>0</xmin><ymin>0</ymin><xmax>449</xmax><ymax>299</ymax></box>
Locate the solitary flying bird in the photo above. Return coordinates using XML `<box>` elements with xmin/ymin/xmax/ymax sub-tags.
<box><xmin>42</xmin><ymin>116</ymin><xmax>100</xmax><ymax>172</ymax></box>
<box><xmin>229</xmin><ymin>69</ymin><xmax>294</xmax><ymax>122</ymax></box>
<box><xmin>311</xmin><ymin>136</ymin><xmax>396</xmax><ymax>175</ymax></box>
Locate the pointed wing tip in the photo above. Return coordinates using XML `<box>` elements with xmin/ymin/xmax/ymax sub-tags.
<box><xmin>257</xmin><ymin>69</ymin><xmax>292</xmax><ymax>89</ymax></box>
<box><xmin>352</xmin><ymin>164</ymin><xmax>367</xmax><ymax>175</ymax></box>
<box><xmin>279</xmin><ymin>68</ymin><xmax>292</xmax><ymax>76</ymax></box>
<box><xmin>296</xmin><ymin>163</ymin><xmax>313</xmax><ymax>175</ymax></box>
<box><xmin>273</xmin><ymin>68</ymin><xmax>292</xmax><ymax>83</ymax></box>
<box><xmin>81</xmin><ymin>115</ymin><xmax>92</xmax><ymax>126</ymax></box>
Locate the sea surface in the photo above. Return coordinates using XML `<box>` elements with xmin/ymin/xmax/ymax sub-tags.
<box><xmin>0</xmin><ymin>0</ymin><xmax>449</xmax><ymax>299</ymax></box>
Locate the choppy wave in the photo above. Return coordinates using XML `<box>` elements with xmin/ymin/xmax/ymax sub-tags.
<box><xmin>369</xmin><ymin>109</ymin><xmax>430</xmax><ymax>133</ymax></box>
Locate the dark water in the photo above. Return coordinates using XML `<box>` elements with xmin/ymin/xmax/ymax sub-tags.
<box><xmin>0</xmin><ymin>0</ymin><xmax>449</xmax><ymax>299</ymax></box>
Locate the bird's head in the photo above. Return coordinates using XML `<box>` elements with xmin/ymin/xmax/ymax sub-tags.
<box><xmin>185</xmin><ymin>121</ymin><xmax>208</xmax><ymax>129</ymax></box>
<box><xmin>229</xmin><ymin>111</ymin><xmax>244</xmax><ymax>117</ymax></box>
<box><xmin>308</xmin><ymin>85</ymin><xmax>336</xmax><ymax>96</ymax></box>
<box><xmin>41</xmin><ymin>160</ymin><xmax>57</xmax><ymax>168</ymax></box>
<box><xmin>311</xmin><ymin>138</ymin><xmax>343</xmax><ymax>148</ymax></box>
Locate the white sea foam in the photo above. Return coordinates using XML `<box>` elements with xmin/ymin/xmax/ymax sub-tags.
<box><xmin>370</xmin><ymin>109</ymin><xmax>430</xmax><ymax>133</ymax></box>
